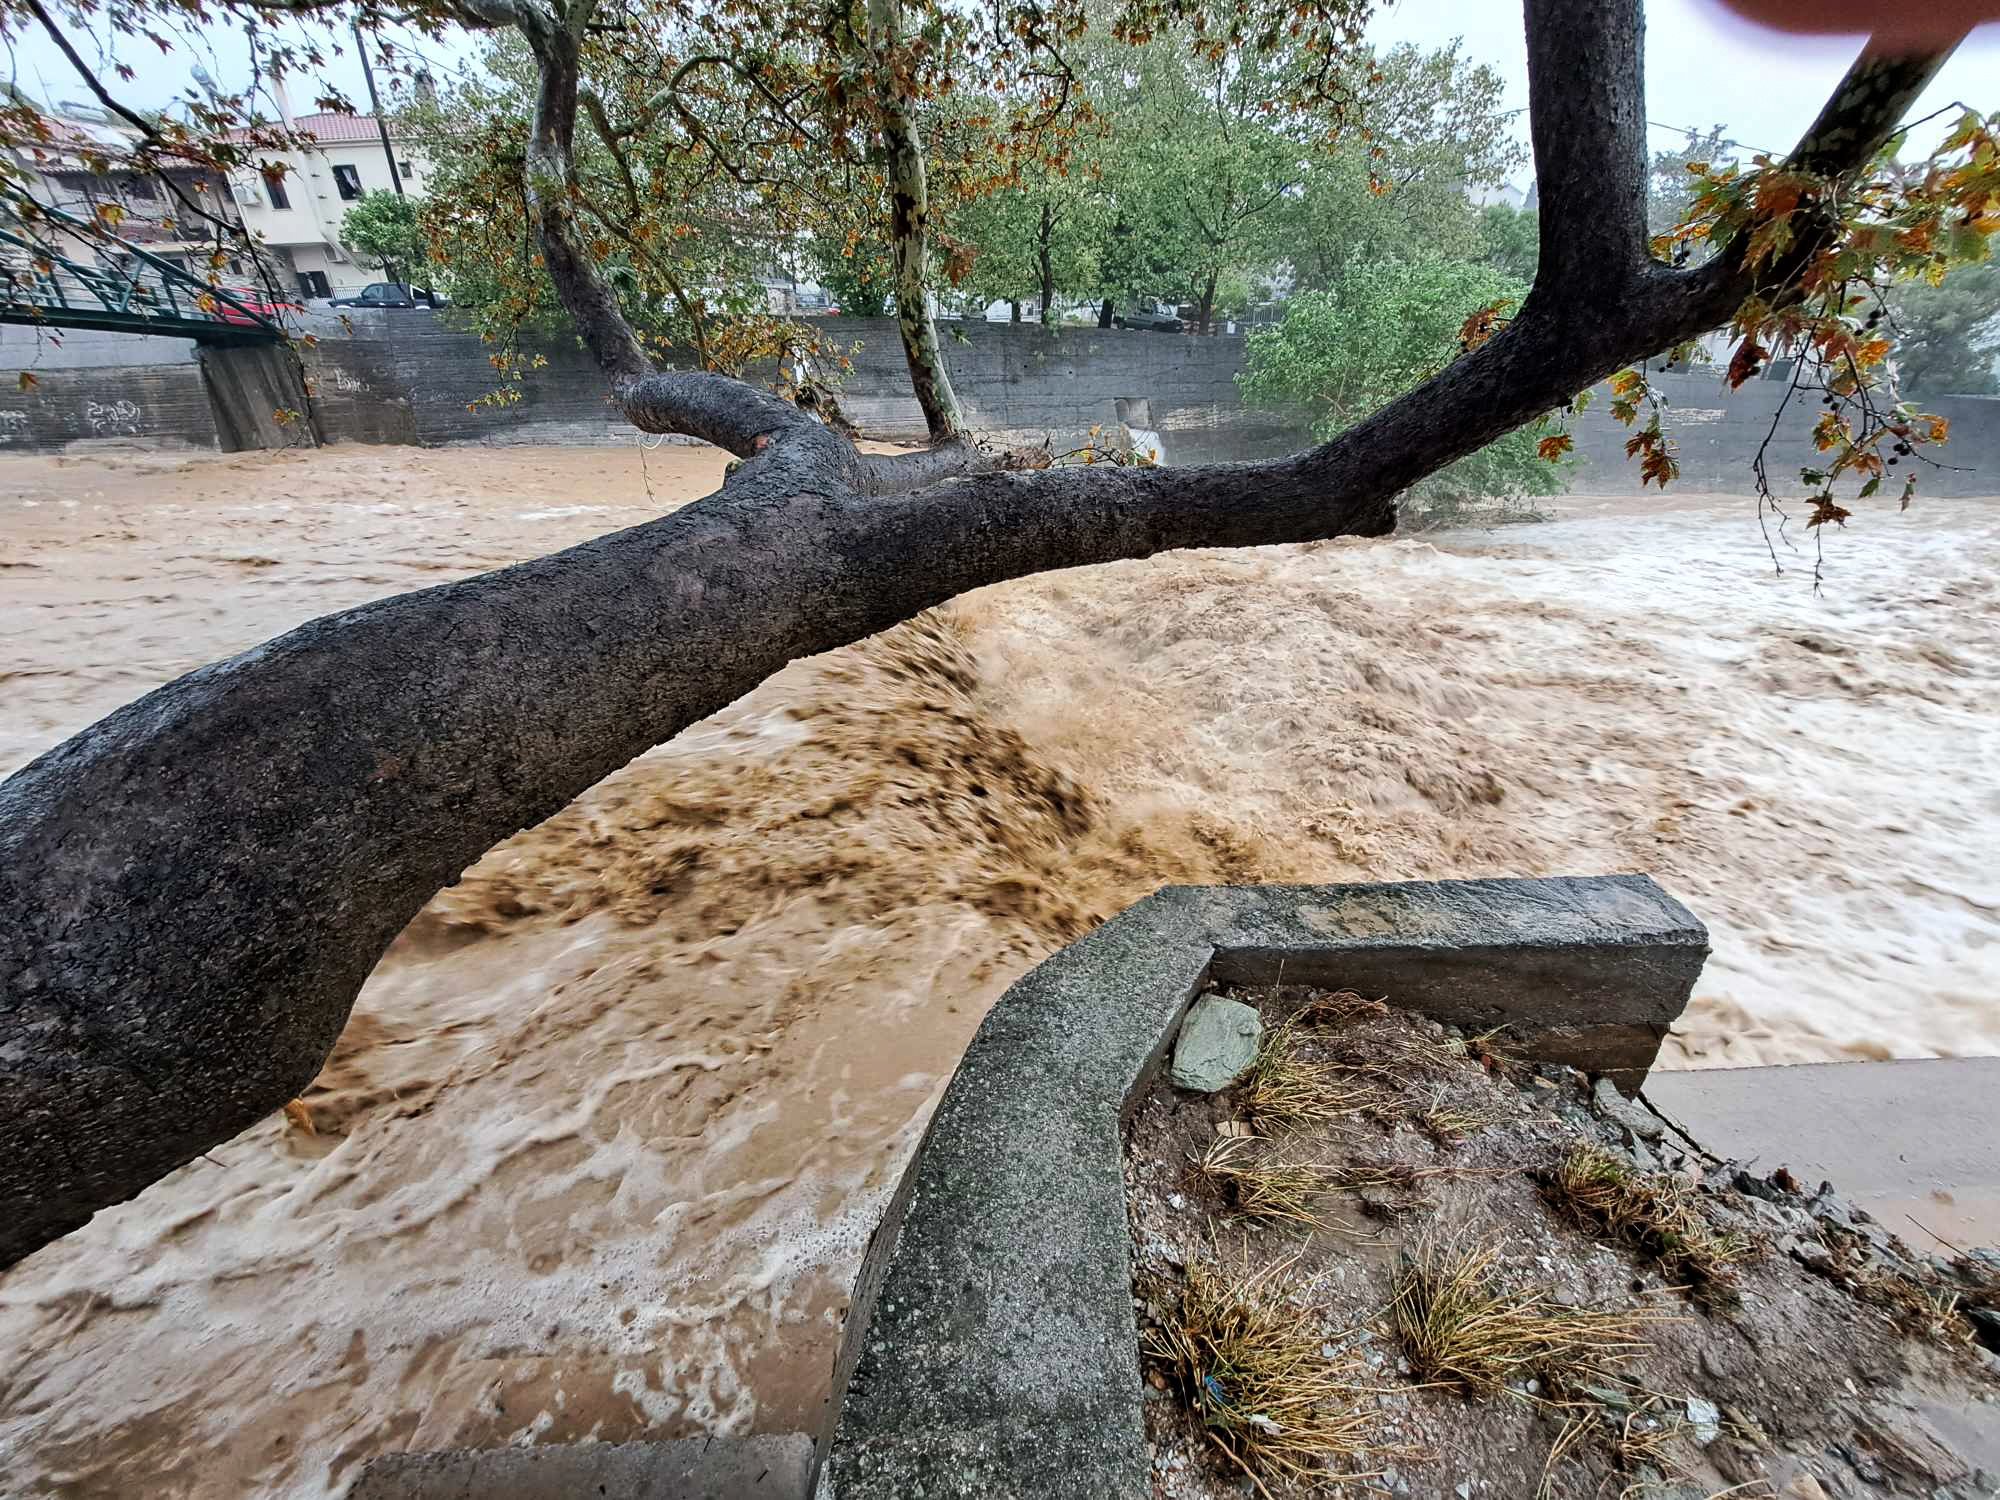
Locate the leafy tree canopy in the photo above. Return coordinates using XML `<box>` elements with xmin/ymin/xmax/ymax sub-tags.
<box><xmin>1288</xmin><ymin>42</ymin><xmax>1524</xmax><ymax>285</ymax></box>
<box><xmin>1239</xmin><ymin>258</ymin><xmax>1567</xmax><ymax>505</ymax></box>
<box><xmin>1885</xmin><ymin>258</ymin><xmax>2000</xmax><ymax>396</ymax></box>
<box><xmin>1479</xmin><ymin>201</ymin><xmax>1539</xmax><ymax>284</ymax></box>
<box><xmin>340</xmin><ymin>189</ymin><xmax>425</xmax><ymax>277</ymax></box>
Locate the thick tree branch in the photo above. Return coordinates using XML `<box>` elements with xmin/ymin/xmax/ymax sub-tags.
<box><xmin>614</xmin><ymin>369</ymin><xmax>824</xmax><ymax>453</ymax></box>
<box><xmin>513</xmin><ymin>0</ymin><xmax>657</xmax><ymax>385</ymax></box>
<box><xmin>856</xmin><ymin>438</ymin><xmax>1052</xmax><ymax>495</ymax></box>
<box><xmin>1526</xmin><ymin>2</ymin><xmax>1955</xmax><ymax>365</ymax></box>
<box><xmin>1657</xmin><ymin>42</ymin><xmax>1957</xmax><ymax>330</ymax></box>
<box><xmin>1524</xmin><ymin>0</ymin><xmax>1651</xmax><ymax>301</ymax></box>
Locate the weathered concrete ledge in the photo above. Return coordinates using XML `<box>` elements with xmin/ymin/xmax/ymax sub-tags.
<box><xmin>349</xmin><ymin>1432</ymin><xmax>813</xmax><ymax>1498</ymax></box>
<box><xmin>819</xmin><ymin>875</ymin><xmax>1706</xmax><ymax>1498</ymax></box>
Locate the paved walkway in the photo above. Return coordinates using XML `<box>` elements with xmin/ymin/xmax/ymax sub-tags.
<box><xmin>1646</xmin><ymin>1056</ymin><xmax>2000</xmax><ymax>1250</ymax></box>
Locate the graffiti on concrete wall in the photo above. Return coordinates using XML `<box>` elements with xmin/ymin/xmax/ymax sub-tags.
<box><xmin>85</xmin><ymin>399</ymin><xmax>144</xmax><ymax>436</ymax></box>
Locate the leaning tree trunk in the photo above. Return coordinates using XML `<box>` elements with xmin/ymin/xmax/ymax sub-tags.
<box><xmin>866</xmin><ymin>0</ymin><xmax>968</xmax><ymax>442</ymax></box>
<box><xmin>1038</xmin><ymin>202</ymin><xmax>1056</xmax><ymax>324</ymax></box>
<box><xmin>0</xmin><ymin>0</ymin><xmax>1952</xmax><ymax>1268</ymax></box>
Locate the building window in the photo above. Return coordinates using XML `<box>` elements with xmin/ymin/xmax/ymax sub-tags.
<box><xmin>265</xmin><ymin>173</ymin><xmax>291</xmax><ymax>211</ymax></box>
<box><xmin>333</xmin><ymin>164</ymin><xmax>363</xmax><ymax>200</ymax></box>
<box><xmin>298</xmin><ymin>270</ymin><xmax>331</xmax><ymax>299</ymax></box>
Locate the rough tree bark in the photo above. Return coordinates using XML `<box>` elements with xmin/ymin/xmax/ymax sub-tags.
<box><xmin>867</xmin><ymin>0</ymin><xmax>969</xmax><ymax>442</ymax></box>
<box><xmin>0</xmin><ymin>0</ymin><xmax>1954</xmax><ymax>1269</ymax></box>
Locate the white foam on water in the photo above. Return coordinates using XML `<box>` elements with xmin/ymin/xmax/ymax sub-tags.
<box><xmin>2</xmin><ymin>446</ymin><xmax>1997</xmax><ymax>1495</ymax></box>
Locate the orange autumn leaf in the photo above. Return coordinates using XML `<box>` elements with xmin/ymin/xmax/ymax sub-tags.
<box><xmin>1753</xmin><ymin>172</ymin><xmax>1807</xmax><ymax>219</ymax></box>
<box><xmin>1726</xmin><ymin>339</ymin><xmax>1766</xmax><ymax>389</ymax></box>
<box><xmin>1537</xmin><ymin>432</ymin><xmax>1574</xmax><ymax>462</ymax></box>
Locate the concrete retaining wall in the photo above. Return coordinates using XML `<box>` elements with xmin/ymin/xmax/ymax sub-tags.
<box><xmin>1565</xmin><ymin>375</ymin><xmax>2000</xmax><ymax>495</ymax></box>
<box><xmin>290</xmin><ymin>312</ymin><xmax>1306</xmax><ymax>463</ymax></box>
<box><xmin>3</xmin><ymin>313</ymin><xmax>1996</xmax><ymax>495</ymax></box>
<box><xmin>0</xmin><ymin>356</ymin><xmax>218</xmax><ymax>453</ymax></box>
<box><xmin>821</xmin><ymin>875</ymin><xmax>1705</xmax><ymax>1498</ymax></box>
<box><xmin>198</xmin><ymin>344</ymin><xmax>319</xmax><ymax>452</ymax></box>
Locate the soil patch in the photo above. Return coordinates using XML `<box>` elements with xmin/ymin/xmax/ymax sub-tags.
<box><xmin>1125</xmin><ymin>988</ymin><xmax>2000</xmax><ymax>1498</ymax></box>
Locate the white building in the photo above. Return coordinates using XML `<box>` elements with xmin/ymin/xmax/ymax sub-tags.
<box><xmin>3</xmin><ymin>99</ymin><xmax>247</xmax><ymax>276</ymax></box>
<box><xmin>225</xmin><ymin>106</ymin><xmax>432</xmax><ymax>300</ymax></box>
<box><xmin>1467</xmin><ymin>181</ymin><xmax>1536</xmax><ymax>212</ymax></box>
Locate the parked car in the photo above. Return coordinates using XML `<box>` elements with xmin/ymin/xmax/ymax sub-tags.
<box><xmin>326</xmin><ymin>282</ymin><xmax>448</xmax><ymax>310</ymax></box>
<box><xmin>210</xmin><ymin>287</ymin><xmax>304</xmax><ymax>327</ymax></box>
<box><xmin>1113</xmin><ymin>302</ymin><xmax>1184</xmax><ymax>333</ymax></box>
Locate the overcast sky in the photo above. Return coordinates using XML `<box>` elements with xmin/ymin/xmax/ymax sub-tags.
<box><xmin>1369</xmin><ymin>0</ymin><xmax>2000</xmax><ymax>174</ymax></box>
<box><xmin>8</xmin><ymin>0</ymin><xmax>1996</xmax><ymax>174</ymax></box>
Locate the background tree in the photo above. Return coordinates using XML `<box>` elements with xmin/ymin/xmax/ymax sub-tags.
<box><xmin>1097</xmin><ymin>38</ymin><xmax>1304</xmax><ymax>332</ymax></box>
<box><xmin>1649</xmin><ymin>122</ymin><xmax>1735</xmax><ymax>236</ymax></box>
<box><xmin>1289</xmin><ymin>42</ymin><xmax>1524</xmax><ymax>285</ymax></box>
<box><xmin>809</xmin><ymin>235</ymin><xmax>895</xmax><ymax>318</ymax></box>
<box><xmin>1885</xmin><ymin>259</ymin><xmax>2000</xmax><ymax>394</ymax></box>
<box><xmin>949</xmin><ymin>167</ymin><xmax>1108</xmax><ymax>322</ymax></box>
<box><xmin>406</xmin><ymin>28</ymin><xmax>867</xmax><ymax>382</ymax></box>
<box><xmin>1240</xmin><ymin>257</ymin><xmax>1567</xmax><ymax>512</ymax></box>
<box><xmin>339</xmin><ymin>189</ymin><xmax>426</xmax><ymax>282</ymax></box>
<box><xmin>0</xmin><ymin>0</ymin><xmax>1985</xmax><ymax>1274</ymax></box>
<box><xmin>1479</xmin><ymin>201</ymin><xmax>1540</xmax><ymax>283</ymax></box>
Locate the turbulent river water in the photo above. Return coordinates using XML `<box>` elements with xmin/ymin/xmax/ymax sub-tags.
<box><xmin>1</xmin><ymin>444</ymin><xmax>1995</xmax><ymax>1497</ymax></box>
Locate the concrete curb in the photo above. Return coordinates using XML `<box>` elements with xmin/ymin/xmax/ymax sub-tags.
<box><xmin>347</xmin><ymin>1433</ymin><xmax>814</xmax><ymax>1499</ymax></box>
<box><xmin>819</xmin><ymin>875</ymin><xmax>1706</xmax><ymax>1498</ymax></box>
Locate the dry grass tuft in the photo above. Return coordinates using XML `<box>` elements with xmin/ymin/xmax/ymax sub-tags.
<box><xmin>1290</xmin><ymin>989</ymin><xmax>1389</xmax><ymax>1027</ymax></box>
<box><xmin>1613</xmin><ymin>1406</ymin><xmax>1695</xmax><ymax>1469</ymax></box>
<box><xmin>1243</xmin><ymin>1021</ymin><xmax>1378</xmax><ymax>1131</ymax></box>
<box><xmin>1853</xmin><ymin>1266</ymin><xmax>1979</xmax><ymax>1346</ymax></box>
<box><xmin>1390</xmin><ymin>1234</ymin><xmax>1654</xmax><ymax>1396</ymax></box>
<box><xmin>1325</xmin><ymin>1160</ymin><xmax>1504</xmax><ymax>1220</ymax></box>
<box><xmin>1418</xmin><ymin>1085</ymin><xmax>1513</xmax><ymax>1145</ymax></box>
<box><xmin>1145</xmin><ymin>1255</ymin><xmax>1370</xmax><ymax>1489</ymax></box>
<box><xmin>1194</xmin><ymin>1137</ymin><xmax>1334</xmax><ymax>1228</ymax></box>
<box><xmin>1543</xmin><ymin>1146</ymin><xmax>1752</xmax><ymax>1297</ymax></box>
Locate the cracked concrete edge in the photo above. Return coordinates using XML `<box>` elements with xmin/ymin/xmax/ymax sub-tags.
<box><xmin>817</xmin><ymin>875</ymin><xmax>1707</xmax><ymax>1499</ymax></box>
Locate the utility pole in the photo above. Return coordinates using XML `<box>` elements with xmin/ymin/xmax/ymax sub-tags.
<box><xmin>353</xmin><ymin>24</ymin><xmax>405</xmax><ymax>198</ymax></box>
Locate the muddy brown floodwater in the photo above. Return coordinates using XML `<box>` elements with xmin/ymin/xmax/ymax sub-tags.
<box><xmin>1</xmin><ymin>443</ymin><xmax>1996</xmax><ymax>1498</ymax></box>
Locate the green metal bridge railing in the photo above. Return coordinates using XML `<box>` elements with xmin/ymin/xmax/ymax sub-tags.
<box><xmin>1</xmin><ymin>199</ymin><xmax>289</xmax><ymax>346</ymax></box>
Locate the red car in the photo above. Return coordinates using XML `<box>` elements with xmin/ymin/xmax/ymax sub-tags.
<box><xmin>209</xmin><ymin>286</ymin><xmax>302</xmax><ymax>327</ymax></box>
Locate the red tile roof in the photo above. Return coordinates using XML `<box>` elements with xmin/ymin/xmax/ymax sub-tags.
<box><xmin>222</xmin><ymin>112</ymin><xmax>403</xmax><ymax>145</ymax></box>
